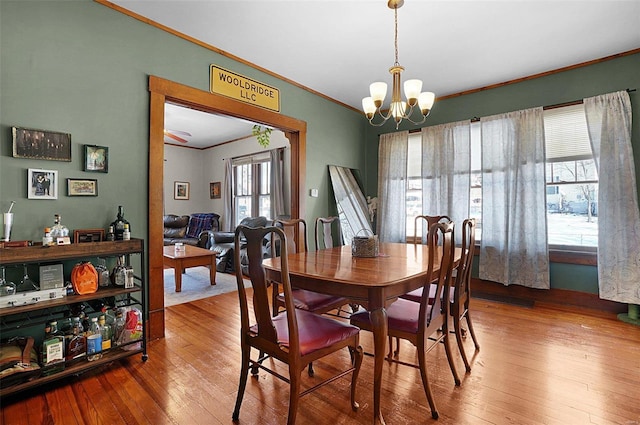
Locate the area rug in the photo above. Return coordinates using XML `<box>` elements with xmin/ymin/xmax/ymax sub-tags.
<box><xmin>164</xmin><ymin>266</ymin><xmax>248</xmax><ymax>307</ymax></box>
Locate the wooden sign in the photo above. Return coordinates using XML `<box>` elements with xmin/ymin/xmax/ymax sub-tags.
<box><xmin>210</xmin><ymin>65</ymin><xmax>280</xmax><ymax>112</ymax></box>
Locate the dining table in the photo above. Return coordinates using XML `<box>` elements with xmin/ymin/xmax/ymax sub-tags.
<box><xmin>262</xmin><ymin>242</ymin><xmax>461</xmax><ymax>425</ymax></box>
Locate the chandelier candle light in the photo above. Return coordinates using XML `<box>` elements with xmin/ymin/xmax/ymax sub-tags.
<box><xmin>362</xmin><ymin>0</ymin><xmax>435</xmax><ymax>128</ymax></box>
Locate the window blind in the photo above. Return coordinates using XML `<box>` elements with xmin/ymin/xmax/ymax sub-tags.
<box><xmin>543</xmin><ymin>103</ymin><xmax>592</xmax><ymax>162</ymax></box>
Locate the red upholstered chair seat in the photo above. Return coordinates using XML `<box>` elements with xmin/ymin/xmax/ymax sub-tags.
<box><xmin>252</xmin><ymin>309</ymin><xmax>360</xmax><ymax>356</ymax></box>
<box><xmin>350</xmin><ymin>298</ymin><xmax>434</xmax><ymax>335</ymax></box>
<box><xmin>277</xmin><ymin>289</ymin><xmax>349</xmax><ymax>314</ymax></box>
<box><xmin>402</xmin><ymin>284</ymin><xmax>454</xmax><ymax>304</ymax></box>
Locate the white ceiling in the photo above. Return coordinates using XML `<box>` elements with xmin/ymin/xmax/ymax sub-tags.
<box><xmin>111</xmin><ymin>0</ymin><xmax>640</xmax><ymax>149</ymax></box>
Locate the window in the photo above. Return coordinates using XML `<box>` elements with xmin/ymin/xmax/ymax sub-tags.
<box><xmin>406</xmin><ymin>103</ymin><xmax>597</xmax><ymax>249</ymax></box>
<box><xmin>543</xmin><ymin>104</ymin><xmax>597</xmax><ymax>247</ymax></box>
<box><xmin>233</xmin><ymin>156</ymin><xmax>271</xmax><ymax>226</ymax></box>
<box><xmin>406</xmin><ymin>134</ymin><xmax>422</xmax><ymax>236</ymax></box>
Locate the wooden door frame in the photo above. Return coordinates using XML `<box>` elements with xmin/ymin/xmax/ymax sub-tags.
<box><xmin>148</xmin><ymin>75</ymin><xmax>306</xmax><ymax>339</ymax></box>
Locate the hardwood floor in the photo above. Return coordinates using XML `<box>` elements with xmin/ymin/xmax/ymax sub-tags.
<box><xmin>2</xmin><ymin>289</ymin><xmax>639</xmax><ymax>425</ymax></box>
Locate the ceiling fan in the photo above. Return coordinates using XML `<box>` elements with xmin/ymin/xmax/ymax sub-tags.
<box><xmin>163</xmin><ymin>129</ymin><xmax>191</xmax><ymax>144</ymax></box>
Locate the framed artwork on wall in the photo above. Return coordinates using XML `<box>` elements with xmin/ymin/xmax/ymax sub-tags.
<box><xmin>13</xmin><ymin>127</ymin><xmax>72</xmax><ymax>161</ymax></box>
<box><xmin>27</xmin><ymin>168</ymin><xmax>58</xmax><ymax>200</ymax></box>
<box><xmin>84</xmin><ymin>145</ymin><xmax>109</xmax><ymax>173</ymax></box>
<box><xmin>174</xmin><ymin>181</ymin><xmax>189</xmax><ymax>200</ymax></box>
<box><xmin>67</xmin><ymin>178</ymin><xmax>98</xmax><ymax>196</ymax></box>
<box><xmin>210</xmin><ymin>182</ymin><xmax>221</xmax><ymax>199</ymax></box>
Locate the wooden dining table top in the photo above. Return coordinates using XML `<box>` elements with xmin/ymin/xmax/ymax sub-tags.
<box><xmin>262</xmin><ymin>242</ymin><xmax>460</xmax><ymax>308</ymax></box>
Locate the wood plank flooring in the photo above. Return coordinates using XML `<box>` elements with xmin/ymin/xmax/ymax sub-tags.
<box><xmin>2</xmin><ymin>289</ymin><xmax>639</xmax><ymax>425</ymax></box>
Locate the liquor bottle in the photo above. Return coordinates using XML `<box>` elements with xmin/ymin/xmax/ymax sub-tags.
<box><xmin>113</xmin><ymin>309</ymin><xmax>125</xmax><ymax>346</ymax></box>
<box><xmin>42</xmin><ymin>227</ymin><xmax>53</xmax><ymax>246</ymax></box>
<box><xmin>98</xmin><ymin>315</ymin><xmax>112</xmax><ymax>351</ymax></box>
<box><xmin>42</xmin><ymin>321</ymin><xmax>65</xmax><ymax>374</ymax></box>
<box><xmin>86</xmin><ymin>317</ymin><xmax>103</xmax><ymax>361</ymax></box>
<box><xmin>106</xmin><ymin>226</ymin><xmax>115</xmax><ymax>242</ymax></box>
<box><xmin>65</xmin><ymin>316</ymin><xmax>87</xmax><ymax>361</ymax></box>
<box><xmin>110</xmin><ymin>256</ymin><xmax>127</xmax><ymax>286</ymax></box>
<box><xmin>110</xmin><ymin>206</ymin><xmax>130</xmax><ymax>241</ymax></box>
<box><xmin>123</xmin><ymin>223</ymin><xmax>131</xmax><ymax>240</ymax></box>
<box><xmin>50</xmin><ymin>214</ymin><xmax>69</xmax><ymax>240</ymax></box>
<box><xmin>95</xmin><ymin>258</ymin><xmax>110</xmax><ymax>287</ymax></box>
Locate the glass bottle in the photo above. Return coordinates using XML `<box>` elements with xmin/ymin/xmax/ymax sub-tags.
<box><xmin>113</xmin><ymin>309</ymin><xmax>125</xmax><ymax>346</ymax></box>
<box><xmin>123</xmin><ymin>223</ymin><xmax>131</xmax><ymax>240</ymax></box>
<box><xmin>65</xmin><ymin>316</ymin><xmax>87</xmax><ymax>361</ymax></box>
<box><xmin>50</xmin><ymin>214</ymin><xmax>69</xmax><ymax>239</ymax></box>
<box><xmin>98</xmin><ymin>315</ymin><xmax>112</xmax><ymax>351</ymax></box>
<box><xmin>110</xmin><ymin>206</ymin><xmax>130</xmax><ymax>241</ymax></box>
<box><xmin>106</xmin><ymin>225</ymin><xmax>115</xmax><ymax>242</ymax></box>
<box><xmin>86</xmin><ymin>317</ymin><xmax>103</xmax><ymax>361</ymax></box>
<box><xmin>95</xmin><ymin>258</ymin><xmax>110</xmax><ymax>288</ymax></box>
<box><xmin>42</xmin><ymin>227</ymin><xmax>53</xmax><ymax>246</ymax></box>
<box><xmin>110</xmin><ymin>256</ymin><xmax>127</xmax><ymax>286</ymax></box>
<box><xmin>42</xmin><ymin>321</ymin><xmax>65</xmax><ymax>374</ymax></box>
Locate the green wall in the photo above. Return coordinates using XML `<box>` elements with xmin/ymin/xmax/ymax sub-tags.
<box><xmin>0</xmin><ymin>1</ymin><xmax>366</xmax><ymax>243</ymax></box>
<box><xmin>364</xmin><ymin>53</ymin><xmax>640</xmax><ymax>294</ymax></box>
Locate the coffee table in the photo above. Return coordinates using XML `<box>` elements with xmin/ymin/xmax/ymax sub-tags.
<box><xmin>163</xmin><ymin>245</ymin><xmax>217</xmax><ymax>292</ymax></box>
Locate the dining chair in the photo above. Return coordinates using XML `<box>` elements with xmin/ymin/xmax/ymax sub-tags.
<box><xmin>391</xmin><ymin>215</ymin><xmax>451</xmax><ymax>357</ymax></box>
<box><xmin>314</xmin><ymin>216</ymin><xmax>341</xmax><ymax>250</ymax></box>
<box><xmin>272</xmin><ymin>218</ymin><xmax>349</xmax><ymax>319</ymax></box>
<box><xmin>315</xmin><ymin>216</ymin><xmax>359</xmax><ymax>317</ymax></box>
<box><xmin>402</xmin><ymin>218</ymin><xmax>480</xmax><ymax>373</ymax></box>
<box><xmin>272</xmin><ymin>218</ymin><xmax>352</xmax><ymax>376</ymax></box>
<box><xmin>232</xmin><ymin>225</ymin><xmax>363</xmax><ymax>425</ymax></box>
<box><xmin>349</xmin><ymin>221</ymin><xmax>459</xmax><ymax>419</ymax></box>
<box><xmin>448</xmin><ymin>218</ymin><xmax>480</xmax><ymax>372</ymax></box>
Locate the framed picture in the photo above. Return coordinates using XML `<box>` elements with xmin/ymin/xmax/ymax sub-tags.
<box><xmin>174</xmin><ymin>181</ymin><xmax>189</xmax><ymax>200</ymax></box>
<box><xmin>73</xmin><ymin>228</ymin><xmax>105</xmax><ymax>243</ymax></box>
<box><xmin>210</xmin><ymin>182</ymin><xmax>221</xmax><ymax>199</ymax></box>
<box><xmin>67</xmin><ymin>178</ymin><xmax>98</xmax><ymax>196</ymax></box>
<box><xmin>84</xmin><ymin>145</ymin><xmax>109</xmax><ymax>173</ymax></box>
<box><xmin>27</xmin><ymin>168</ymin><xmax>58</xmax><ymax>199</ymax></box>
<box><xmin>12</xmin><ymin>127</ymin><xmax>72</xmax><ymax>161</ymax></box>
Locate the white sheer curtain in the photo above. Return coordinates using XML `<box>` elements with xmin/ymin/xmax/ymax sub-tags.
<box><xmin>270</xmin><ymin>148</ymin><xmax>286</xmax><ymax>219</ymax></box>
<box><xmin>378</xmin><ymin>131</ymin><xmax>408</xmax><ymax>242</ymax></box>
<box><xmin>479</xmin><ymin>107</ymin><xmax>550</xmax><ymax>289</ymax></box>
<box><xmin>585</xmin><ymin>91</ymin><xmax>640</xmax><ymax>304</ymax></box>
<box><xmin>222</xmin><ymin>158</ymin><xmax>233</xmax><ymax>231</ymax></box>
<box><xmin>421</xmin><ymin>121</ymin><xmax>471</xmax><ymax>238</ymax></box>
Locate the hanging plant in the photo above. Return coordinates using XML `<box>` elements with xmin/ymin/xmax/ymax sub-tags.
<box><xmin>252</xmin><ymin>124</ymin><xmax>272</xmax><ymax>148</ymax></box>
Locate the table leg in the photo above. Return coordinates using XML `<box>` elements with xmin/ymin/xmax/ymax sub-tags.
<box><xmin>175</xmin><ymin>262</ymin><xmax>183</xmax><ymax>292</ymax></box>
<box><xmin>370</xmin><ymin>307</ymin><xmax>388</xmax><ymax>425</ymax></box>
<box><xmin>209</xmin><ymin>257</ymin><xmax>216</xmax><ymax>286</ymax></box>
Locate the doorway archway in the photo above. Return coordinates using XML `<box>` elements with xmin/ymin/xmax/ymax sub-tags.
<box><xmin>148</xmin><ymin>76</ymin><xmax>306</xmax><ymax>339</ymax></box>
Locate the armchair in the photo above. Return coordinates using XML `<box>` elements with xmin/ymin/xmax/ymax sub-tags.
<box><xmin>201</xmin><ymin>216</ymin><xmax>271</xmax><ymax>273</ymax></box>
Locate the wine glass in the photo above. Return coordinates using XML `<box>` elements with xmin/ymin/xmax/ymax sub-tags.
<box><xmin>20</xmin><ymin>264</ymin><xmax>39</xmax><ymax>291</ymax></box>
<box><xmin>0</xmin><ymin>266</ymin><xmax>17</xmax><ymax>296</ymax></box>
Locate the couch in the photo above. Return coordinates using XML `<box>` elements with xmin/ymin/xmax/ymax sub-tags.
<box><xmin>201</xmin><ymin>216</ymin><xmax>272</xmax><ymax>273</ymax></box>
<box><xmin>163</xmin><ymin>213</ymin><xmax>220</xmax><ymax>246</ymax></box>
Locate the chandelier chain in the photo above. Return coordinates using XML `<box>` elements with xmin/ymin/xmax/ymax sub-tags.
<box><xmin>394</xmin><ymin>6</ymin><xmax>399</xmax><ymax>66</ymax></box>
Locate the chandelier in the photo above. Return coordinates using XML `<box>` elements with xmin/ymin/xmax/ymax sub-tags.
<box><xmin>362</xmin><ymin>0</ymin><xmax>435</xmax><ymax>129</ymax></box>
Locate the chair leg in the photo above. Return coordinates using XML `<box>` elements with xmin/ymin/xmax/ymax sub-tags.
<box><xmin>232</xmin><ymin>346</ymin><xmax>251</xmax><ymax>421</ymax></box>
<box><xmin>287</xmin><ymin>369</ymin><xmax>301</xmax><ymax>425</ymax></box>
<box><xmin>251</xmin><ymin>350</ymin><xmax>263</xmax><ymax>376</ymax></box>
<box><xmin>349</xmin><ymin>344</ymin><xmax>364</xmax><ymax>411</ymax></box>
<box><xmin>416</xmin><ymin>339</ymin><xmax>439</xmax><ymax>419</ymax></box>
<box><xmin>453</xmin><ymin>313</ymin><xmax>471</xmax><ymax>373</ymax></box>
<box><xmin>465</xmin><ymin>309</ymin><xmax>481</xmax><ymax>351</ymax></box>
<box><xmin>387</xmin><ymin>336</ymin><xmax>401</xmax><ymax>359</ymax></box>
<box><xmin>442</xmin><ymin>329</ymin><xmax>461</xmax><ymax>386</ymax></box>
<box><xmin>307</xmin><ymin>362</ymin><xmax>314</xmax><ymax>377</ymax></box>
